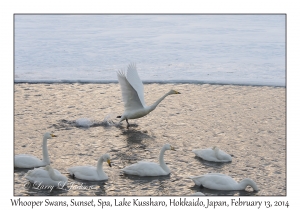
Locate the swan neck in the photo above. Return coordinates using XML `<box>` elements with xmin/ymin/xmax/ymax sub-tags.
<box><xmin>48</xmin><ymin>168</ymin><xmax>58</xmax><ymax>181</ymax></box>
<box><xmin>239</xmin><ymin>179</ymin><xmax>259</xmax><ymax>191</ymax></box>
<box><xmin>42</xmin><ymin>136</ymin><xmax>50</xmax><ymax>164</ymax></box>
<box><xmin>96</xmin><ymin>157</ymin><xmax>104</xmax><ymax>174</ymax></box>
<box><xmin>214</xmin><ymin>148</ymin><xmax>220</xmax><ymax>159</ymax></box>
<box><xmin>149</xmin><ymin>92</ymin><xmax>171</xmax><ymax>111</ymax></box>
<box><xmin>159</xmin><ymin>147</ymin><xmax>170</xmax><ymax>173</ymax></box>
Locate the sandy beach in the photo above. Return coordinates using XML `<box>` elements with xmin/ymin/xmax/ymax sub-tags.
<box><xmin>14</xmin><ymin>83</ymin><xmax>286</xmax><ymax>196</ymax></box>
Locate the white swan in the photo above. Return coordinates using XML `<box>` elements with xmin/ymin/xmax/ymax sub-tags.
<box><xmin>192</xmin><ymin>146</ymin><xmax>232</xmax><ymax>162</ymax></box>
<box><xmin>117</xmin><ymin>63</ymin><xmax>180</xmax><ymax>128</ymax></box>
<box><xmin>67</xmin><ymin>154</ymin><xmax>111</xmax><ymax>181</ymax></box>
<box><xmin>121</xmin><ymin>143</ymin><xmax>175</xmax><ymax>176</ymax></box>
<box><xmin>14</xmin><ymin>132</ymin><xmax>57</xmax><ymax>168</ymax></box>
<box><xmin>190</xmin><ymin>173</ymin><xmax>259</xmax><ymax>191</ymax></box>
<box><xmin>25</xmin><ymin>165</ymin><xmax>68</xmax><ymax>187</ymax></box>
<box><xmin>191</xmin><ymin>192</ymin><xmax>205</xmax><ymax>196</ymax></box>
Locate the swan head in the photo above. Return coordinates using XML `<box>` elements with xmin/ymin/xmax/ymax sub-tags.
<box><xmin>169</xmin><ymin>90</ymin><xmax>181</xmax><ymax>95</ymax></box>
<box><xmin>44</xmin><ymin>132</ymin><xmax>57</xmax><ymax>139</ymax></box>
<box><xmin>240</xmin><ymin>178</ymin><xmax>259</xmax><ymax>191</ymax></box>
<box><xmin>163</xmin><ymin>143</ymin><xmax>176</xmax><ymax>151</ymax></box>
<box><xmin>102</xmin><ymin>154</ymin><xmax>112</xmax><ymax>167</ymax></box>
<box><xmin>212</xmin><ymin>146</ymin><xmax>219</xmax><ymax>151</ymax></box>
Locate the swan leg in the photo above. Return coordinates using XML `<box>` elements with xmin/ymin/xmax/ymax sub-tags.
<box><xmin>126</xmin><ymin>118</ymin><xmax>130</xmax><ymax>129</ymax></box>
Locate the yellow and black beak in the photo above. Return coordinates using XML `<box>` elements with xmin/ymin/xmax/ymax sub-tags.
<box><xmin>171</xmin><ymin>146</ymin><xmax>176</xmax><ymax>151</ymax></box>
<box><xmin>51</xmin><ymin>134</ymin><xmax>57</xmax><ymax>137</ymax></box>
<box><xmin>107</xmin><ymin>159</ymin><xmax>112</xmax><ymax>167</ymax></box>
<box><xmin>176</xmin><ymin>91</ymin><xmax>181</xmax><ymax>94</ymax></box>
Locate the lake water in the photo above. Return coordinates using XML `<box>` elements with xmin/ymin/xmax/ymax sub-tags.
<box><xmin>14</xmin><ymin>14</ymin><xmax>285</xmax><ymax>86</ymax></box>
<box><xmin>14</xmin><ymin>83</ymin><xmax>286</xmax><ymax>196</ymax></box>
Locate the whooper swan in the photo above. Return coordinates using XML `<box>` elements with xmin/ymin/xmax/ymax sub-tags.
<box><xmin>121</xmin><ymin>143</ymin><xmax>175</xmax><ymax>176</ymax></box>
<box><xmin>25</xmin><ymin>165</ymin><xmax>68</xmax><ymax>187</ymax></box>
<box><xmin>117</xmin><ymin>63</ymin><xmax>180</xmax><ymax>128</ymax></box>
<box><xmin>14</xmin><ymin>132</ymin><xmax>56</xmax><ymax>168</ymax></box>
<box><xmin>68</xmin><ymin>154</ymin><xmax>111</xmax><ymax>181</ymax></box>
<box><xmin>190</xmin><ymin>173</ymin><xmax>259</xmax><ymax>191</ymax></box>
<box><xmin>192</xmin><ymin>146</ymin><xmax>232</xmax><ymax>162</ymax></box>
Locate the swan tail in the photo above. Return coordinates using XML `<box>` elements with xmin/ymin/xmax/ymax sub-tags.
<box><xmin>67</xmin><ymin>168</ymin><xmax>75</xmax><ymax>176</ymax></box>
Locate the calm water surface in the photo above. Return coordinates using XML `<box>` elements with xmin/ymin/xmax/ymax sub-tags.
<box><xmin>14</xmin><ymin>15</ymin><xmax>285</xmax><ymax>86</ymax></box>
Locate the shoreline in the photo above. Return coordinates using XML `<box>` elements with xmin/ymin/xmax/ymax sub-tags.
<box><xmin>14</xmin><ymin>80</ymin><xmax>286</xmax><ymax>88</ymax></box>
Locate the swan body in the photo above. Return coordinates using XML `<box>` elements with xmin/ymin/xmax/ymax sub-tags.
<box><xmin>68</xmin><ymin>154</ymin><xmax>111</xmax><ymax>181</ymax></box>
<box><xmin>14</xmin><ymin>133</ymin><xmax>56</xmax><ymax>168</ymax></box>
<box><xmin>25</xmin><ymin>165</ymin><xmax>68</xmax><ymax>187</ymax></box>
<box><xmin>117</xmin><ymin>63</ymin><xmax>180</xmax><ymax>128</ymax></box>
<box><xmin>190</xmin><ymin>173</ymin><xmax>259</xmax><ymax>191</ymax></box>
<box><xmin>191</xmin><ymin>192</ymin><xmax>205</xmax><ymax>196</ymax></box>
<box><xmin>192</xmin><ymin>146</ymin><xmax>232</xmax><ymax>162</ymax></box>
<box><xmin>121</xmin><ymin>143</ymin><xmax>175</xmax><ymax>176</ymax></box>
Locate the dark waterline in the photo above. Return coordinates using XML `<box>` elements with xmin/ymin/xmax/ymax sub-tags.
<box><xmin>14</xmin><ymin>80</ymin><xmax>286</xmax><ymax>87</ymax></box>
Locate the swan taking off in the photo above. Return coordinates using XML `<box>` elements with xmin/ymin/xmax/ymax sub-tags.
<box><xmin>192</xmin><ymin>146</ymin><xmax>232</xmax><ymax>162</ymax></box>
<box><xmin>25</xmin><ymin>165</ymin><xmax>68</xmax><ymax>187</ymax></box>
<box><xmin>14</xmin><ymin>132</ymin><xmax>57</xmax><ymax>168</ymax></box>
<box><xmin>121</xmin><ymin>143</ymin><xmax>175</xmax><ymax>176</ymax></box>
<box><xmin>190</xmin><ymin>173</ymin><xmax>259</xmax><ymax>191</ymax></box>
<box><xmin>67</xmin><ymin>154</ymin><xmax>111</xmax><ymax>181</ymax></box>
<box><xmin>117</xmin><ymin>63</ymin><xmax>181</xmax><ymax>128</ymax></box>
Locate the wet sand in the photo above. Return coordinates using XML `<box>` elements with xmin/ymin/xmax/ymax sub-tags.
<box><xmin>14</xmin><ymin>83</ymin><xmax>286</xmax><ymax>196</ymax></box>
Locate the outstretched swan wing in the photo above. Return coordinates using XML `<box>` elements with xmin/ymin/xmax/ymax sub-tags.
<box><xmin>117</xmin><ymin>63</ymin><xmax>146</xmax><ymax>111</ymax></box>
<box><xmin>125</xmin><ymin>63</ymin><xmax>146</xmax><ymax>107</ymax></box>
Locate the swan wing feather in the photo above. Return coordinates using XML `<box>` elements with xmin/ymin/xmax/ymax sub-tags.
<box><xmin>25</xmin><ymin>167</ymin><xmax>67</xmax><ymax>186</ymax></box>
<box><xmin>202</xmin><ymin>175</ymin><xmax>238</xmax><ymax>190</ymax></box>
<box><xmin>190</xmin><ymin>174</ymin><xmax>238</xmax><ymax>190</ymax></box>
<box><xmin>26</xmin><ymin>168</ymin><xmax>50</xmax><ymax>179</ymax></box>
<box><xmin>15</xmin><ymin>154</ymin><xmax>45</xmax><ymax>168</ymax></box>
<box><xmin>192</xmin><ymin>149</ymin><xmax>231</xmax><ymax>162</ymax></box>
<box><xmin>117</xmin><ymin>63</ymin><xmax>146</xmax><ymax>112</ymax></box>
<box><xmin>217</xmin><ymin>149</ymin><xmax>232</xmax><ymax>161</ymax></box>
<box><xmin>192</xmin><ymin>149</ymin><xmax>219</xmax><ymax>162</ymax></box>
<box><xmin>117</xmin><ymin>71</ymin><xmax>144</xmax><ymax>112</ymax></box>
<box><xmin>122</xmin><ymin>161</ymin><xmax>168</xmax><ymax>176</ymax></box>
<box><xmin>125</xmin><ymin>63</ymin><xmax>146</xmax><ymax>107</ymax></box>
<box><xmin>68</xmin><ymin>166</ymin><xmax>102</xmax><ymax>181</ymax></box>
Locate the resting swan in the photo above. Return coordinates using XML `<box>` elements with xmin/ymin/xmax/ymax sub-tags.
<box><xmin>121</xmin><ymin>143</ymin><xmax>175</xmax><ymax>176</ymax></box>
<box><xmin>68</xmin><ymin>154</ymin><xmax>111</xmax><ymax>181</ymax></box>
<box><xmin>190</xmin><ymin>173</ymin><xmax>259</xmax><ymax>191</ymax></box>
<box><xmin>117</xmin><ymin>63</ymin><xmax>180</xmax><ymax>128</ymax></box>
<box><xmin>192</xmin><ymin>146</ymin><xmax>232</xmax><ymax>162</ymax></box>
<box><xmin>25</xmin><ymin>165</ymin><xmax>68</xmax><ymax>187</ymax></box>
<box><xmin>191</xmin><ymin>192</ymin><xmax>205</xmax><ymax>196</ymax></box>
<box><xmin>14</xmin><ymin>132</ymin><xmax>56</xmax><ymax>168</ymax></box>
